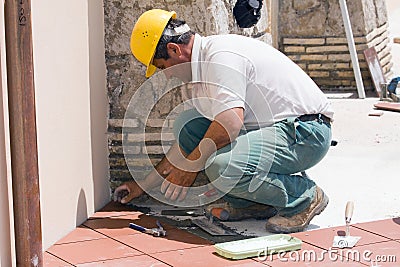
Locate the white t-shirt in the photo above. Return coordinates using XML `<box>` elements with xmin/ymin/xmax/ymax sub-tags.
<box><xmin>187</xmin><ymin>34</ymin><xmax>334</xmax><ymax>129</ymax></box>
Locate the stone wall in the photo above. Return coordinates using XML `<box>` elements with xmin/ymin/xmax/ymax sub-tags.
<box><xmin>279</xmin><ymin>0</ymin><xmax>392</xmax><ymax>92</ymax></box>
<box><xmin>104</xmin><ymin>0</ymin><xmax>272</xmax><ymax>189</ymax></box>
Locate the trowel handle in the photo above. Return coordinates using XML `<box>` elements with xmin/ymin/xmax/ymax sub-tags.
<box><xmin>345</xmin><ymin>201</ymin><xmax>354</xmax><ymax>224</ymax></box>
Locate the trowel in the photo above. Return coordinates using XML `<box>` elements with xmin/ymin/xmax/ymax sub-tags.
<box><xmin>332</xmin><ymin>201</ymin><xmax>361</xmax><ymax>248</ymax></box>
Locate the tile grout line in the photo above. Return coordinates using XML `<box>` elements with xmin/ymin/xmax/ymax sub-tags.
<box><xmin>251</xmin><ymin>257</ymin><xmax>273</xmax><ymax>266</ymax></box>
<box><xmin>84</xmin><ymin>222</ymin><xmax>210</xmax><ymax>252</ymax></box>
<box><xmin>53</xmin><ymin>224</ymin><xmax>109</xmax><ymax>246</ymax></box>
<box><xmin>45</xmin><ymin>251</ymin><xmax>77</xmax><ymax>267</ymax></box>
<box><xmin>83</xmin><ymin>225</ymin><xmax>214</xmax><ymax>266</ymax></box>
<box><xmin>70</xmin><ymin>254</ymin><xmax>173</xmax><ymax>266</ymax></box>
<box><xmin>352</xmin><ymin>225</ymin><xmax>399</xmax><ymax>242</ymax></box>
<box><xmin>86</xmin><ymin>211</ymin><xmax>144</xmax><ymax>220</ymax></box>
<box><xmin>297</xmin><ymin>240</ymin><xmax>371</xmax><ymax>266</ymax></box>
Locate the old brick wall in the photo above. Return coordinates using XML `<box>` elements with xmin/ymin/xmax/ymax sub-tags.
<box><xmin>104</xmin><ymin>0</ymin><xmax>272</xmax><ymax>190</ymax></box>
<box><xmin>279</xmin><ymin>0</ymin><xmax>392</xmax><ymax>92</ymax></box>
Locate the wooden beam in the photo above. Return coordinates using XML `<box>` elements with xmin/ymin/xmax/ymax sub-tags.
<box><xmin>4</xmin><ymin>0</ymin><xmax>43</xmax><ymax>266</ymax></box>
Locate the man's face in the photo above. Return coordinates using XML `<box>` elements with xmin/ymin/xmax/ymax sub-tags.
<box><xmin>152</xmin><ymin>42</ymin><xmax>192</xmax><ymax>82</ymax></box>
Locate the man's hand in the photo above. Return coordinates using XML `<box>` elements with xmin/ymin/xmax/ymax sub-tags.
<box><xmin>160</xmin><ymin>166</ymin><xmax>198</xmax><ymax>201</ymax></box>
<box><xmin>113</xmin><ymin>181</ymin><xmax>144</xmax><ymax>204</ymax></box>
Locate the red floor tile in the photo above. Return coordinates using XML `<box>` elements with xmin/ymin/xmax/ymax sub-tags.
<box><xmin>353</xmin><ymin>218</ymin><xmax>400</xmax><ymax>240</ymax></box>
<box><xmin>44</xmin><ymin>252</ymin><xmax>74</xmax><ymax>266</ymax></box>
<box><xmin>76</xmin><ymin>254</ymin><xmax>169</xmax><ymax>267</ymax></box>
<box><xmin>46</xmin><ymin>203</ymin><xmax>398</xmax><ymax>266</ymax></box>
<box><xmin>55</xmin><ymin>225</ymin><xmax>107</xmax><ymax>245</ymax></box>
<box><xmin>153</xmin><ymin>245</ymin><xmax>266</xmax><ymax>266</ymax></box>
<box><xmin>47</xmin><ymin>238</ymin><xmax>142</xmax><ymax>265</ymax></box>
<box><xmin>115</xmin><ymin>227</ymin><xmax>211</xmax><ymax>254</ymax></box>
<box><xmin>291</xmin><ymin>225</ymin><xmax>390</xmax><ymax>249</ymax></box>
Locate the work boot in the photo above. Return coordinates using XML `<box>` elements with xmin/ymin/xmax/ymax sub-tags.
<box><xmin>205</xmin><ymin>202</ymin><xmax>277</xmax><ymax>221</ymax></box>
<box><xmin>265</xmin><ymin>186</ymin><xmax>329</xmax><ymax>233</ymax></box>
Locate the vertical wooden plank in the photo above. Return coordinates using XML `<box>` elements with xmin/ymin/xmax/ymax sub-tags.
<box><xmin>4</xmin><ymin>0</ymin><xmax>43</xmax><ymax>266</ymax></box>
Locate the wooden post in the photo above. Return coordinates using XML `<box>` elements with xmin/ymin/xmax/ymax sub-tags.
<box><xmin>4</xmin><ymin>0</ymin><xmax>43</xmax><ymax>266</ymax></box>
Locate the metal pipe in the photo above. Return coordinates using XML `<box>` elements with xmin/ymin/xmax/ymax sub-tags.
<box><xmin>339</xmin><ymin>0</ymin><xmax>366</xmax><ymax>98</ymax></box>
<box><xmin>4</xmin><ymin>0</ymin><xmax>43</xmax><ymax>266</ymax></box>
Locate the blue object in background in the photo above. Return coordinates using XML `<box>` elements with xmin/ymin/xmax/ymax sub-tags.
<box><xmin>387</xmin><ymin>77</ymin><xmax>400</xmax><ymax>94</ymax></box>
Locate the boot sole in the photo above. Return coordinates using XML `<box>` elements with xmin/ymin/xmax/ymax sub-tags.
<box><xmin>266</xmin><ymin>189</ymin><xmax>329</xmax><ymax>233</ymax></box>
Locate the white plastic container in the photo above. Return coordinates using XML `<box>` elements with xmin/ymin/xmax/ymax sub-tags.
<box><xmin>214</xmin><ymin>234</ymin><xmax>302</xmax><ymax>260</ymax></box>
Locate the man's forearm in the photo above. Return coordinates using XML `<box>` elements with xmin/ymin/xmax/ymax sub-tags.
<box><xmin>185</xmin><ymin>108</ymin><xmax>244</xmax><ymax>170</ymax></box>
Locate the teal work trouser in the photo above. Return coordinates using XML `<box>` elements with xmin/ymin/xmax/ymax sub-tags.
<box><xmin>173</xmin><ymin>109</ymin><xmax>332</xmax><ymax>216</ymax></box>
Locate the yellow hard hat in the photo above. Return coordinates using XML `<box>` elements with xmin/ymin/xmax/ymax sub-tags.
<box><xmin>130</xmin><ymin>9</ymin><xmax>176</xmax><ymax>78</ymax></box>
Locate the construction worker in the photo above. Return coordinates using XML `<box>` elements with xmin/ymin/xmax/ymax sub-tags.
<box><xmin>113</xmin><ymin>9</ymin><xmax>334</xmax><ymax>233</ymax></box>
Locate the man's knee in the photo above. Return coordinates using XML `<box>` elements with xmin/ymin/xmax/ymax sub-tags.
<box><xmin>205</xmin><ymin>155</ymin><xmax>227</xmax><ymax>182</ymax></box>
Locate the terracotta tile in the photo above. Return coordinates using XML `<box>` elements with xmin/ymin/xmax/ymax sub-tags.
<box><xmin>292</xmin><ymin>225</ymin><xmax>390</xmax><ymax>249</ymax></box>
<box><xmin>47</xmin><ymin>238</ymin><xmax>142</xmax><ymax>265</ymax></box>
<box><xmin>76</xmin><ymin>254</ymin><xmax>169</xmax><ymax>267</ymax></box>
<box><xmin>353</xmin><ymin>218</ymin><xmax>400</xmax><ymax>240</ymax></box>
<box><xmin>342</xmin><ymin>240</ymin><xmax>400</xmax><ymax>266</ymax></box>
<box><xmin>153</xmin><ymin>245</ymin><xmax>266</xmax><ymax>267</ymax></box>
<box><xmin>89</xmin><ymin>201</ymin><xmax>141</xmax><ymax>219</ymax></box>
<box><xmin>55</xmin><ymin>226</ymin><xmax>107</xmax><ymax>245</ymax></box>
<box><xmin>44</xmin><ymin>252</ymin><xmax>74</xmax><ymax>266</ymax></box>
<box><xmin>83</xmin><ymin>213</ymin><xmax>175</xmax><ymax>237</ymax></box>
<box><xmin>115</xmin><ymin>227</ymin><xmax>211</xmax><ymax>254</ymax></box>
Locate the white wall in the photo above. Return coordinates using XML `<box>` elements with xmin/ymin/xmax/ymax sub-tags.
<box><xmin>386</xmin><ymin>0</ymin><xmax>400</xmax><ymax>76</ymax></box>
<box><xmin>31</xmin><ymin>0</ymin><xmax>109</xmax><ymax>249</ymax></box>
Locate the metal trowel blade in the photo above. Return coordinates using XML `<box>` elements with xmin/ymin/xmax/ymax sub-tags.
<box><xmin>332</xmin><ymin>235</ymin><xmax>361</xmax><ymax>248</ymax></box>
<box><xmin>192</xmin><ymin>218</ymin><xmax>237</xmax><ymax>236</ymax></box>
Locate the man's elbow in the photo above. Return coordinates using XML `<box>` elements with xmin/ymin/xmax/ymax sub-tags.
<box><xmin>228</xmin><ymin>120</ymin><xmax>243</xmax><ymax>141</ymax></box>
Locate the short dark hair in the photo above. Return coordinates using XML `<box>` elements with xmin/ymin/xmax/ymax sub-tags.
<box><xmin>153</xmin><ymin>19</ymin><xmax>195</xmax><ymax>60</ymax></box>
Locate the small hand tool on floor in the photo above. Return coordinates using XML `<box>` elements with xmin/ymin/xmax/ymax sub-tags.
<box><xmin>333</xmin><ymin>201</ymin><xmax>361</xmax><ymax>248</ymax></box>
<box><xmin>129</xmin><ymin>220</ymin><xmax>166</xmax><ymax>237</ymax></box>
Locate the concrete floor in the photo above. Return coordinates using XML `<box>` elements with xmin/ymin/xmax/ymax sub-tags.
<box><xmin>304</xmin><ymin>97</ymin><xmax>400</xmax><ymax>227</ymax></box>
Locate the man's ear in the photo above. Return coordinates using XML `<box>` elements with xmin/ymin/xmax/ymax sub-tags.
<box><xmin>166</xmin><ymin>43</ymin><xmax>182</xmax><ymax>57</ymax></box>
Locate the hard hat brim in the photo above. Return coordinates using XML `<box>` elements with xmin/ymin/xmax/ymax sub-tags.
<box><xmin>145</xmin><ymin>11</ymin><xmax>176</xmax><ymax>78</ymax></box>
<box><xmin>146</xmin><ymin>64</ymin><xmax>157</xmax><ymax>78</ymax></box>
